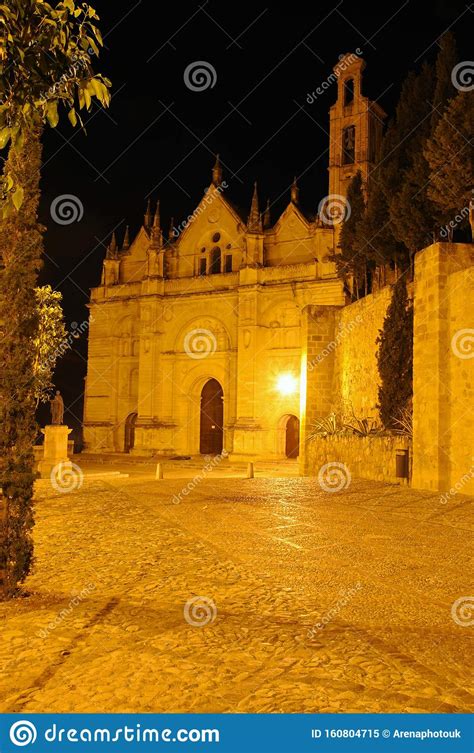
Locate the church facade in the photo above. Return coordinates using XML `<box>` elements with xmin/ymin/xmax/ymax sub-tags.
<box><xmin>83</xmin><ymin>55</ymin><xmax>385</xmax><ymax>460</ymax></box>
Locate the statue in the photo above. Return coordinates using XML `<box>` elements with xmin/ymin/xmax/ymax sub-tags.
<box><xmin>50</xmin><ymin>390</ymin><xmax>64</xmax><ymax>425</ymax></box>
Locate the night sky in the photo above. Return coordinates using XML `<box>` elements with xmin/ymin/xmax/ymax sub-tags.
<box><xmin>35</xmin><ymin>0</ymin><xmax>472</xmax><ymax>437</ymax></box>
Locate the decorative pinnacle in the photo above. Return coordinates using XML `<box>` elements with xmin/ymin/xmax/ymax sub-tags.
<box><xmin>212</xmin><ymin>154</ymin><xmax>222</xmax><ymax>186</ymax></box>
<box><xmin>122</xmin><ymin>225</ymin><xmax>130</xmax><ymax>251</ymax></box>
<box><xmin>144</xmin><ymin>198</ymin><xmax>152</xmax><ymax>229</ymax></box>
<box><xmin>106</xmin><ymin>231</ymin><xmax>118</xmax><ymax>259</ymax></box>
<box><xmin>248</xmin><ymin>181</ymin><xmax>262</xmax><ymax>232</ymax></box>
<box><xmin>151</xmin><ymin>200</ymin><xmax>163</xmax><ymax>247</ymax></box>
<box><xmin>291</xmin><ymin>176</ymin><xmax>299</xmax><ymax>204</ymax></box>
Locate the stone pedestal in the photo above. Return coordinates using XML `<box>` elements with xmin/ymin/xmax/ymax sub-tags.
<box><xmin>38</xmin><ymin>425</ymin><xmax>72</xmax><ymax>479</ymax></box>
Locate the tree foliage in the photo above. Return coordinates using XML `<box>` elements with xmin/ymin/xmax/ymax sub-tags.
<box><xmin>0</xmin><ymin>0</ymin><xmax>109</xmax><ymax>597</ymax></box>
<box><xmin>424</xmin><ymin>90</ymin><xmax>474</xmax><ymax>225</ymax></box>
<box><xmin>33</xmin><ymin>286</ymin><xmax>67</xmax><ymax>405</ymax></box>
<box><xmin>0</xmin><ymin>128</ymin><xmax>43</xmax><ymax>595</ymax></box>
<box><xmin>380</xmin><ymin>63</ymin><xmax>437</xmax><ymax>264</ymax></box>
<box><xmin>0</xmin><ymin>0</ymin><xmax>111</xmax><ymax>215</ymax></box>
<box><xmin>376</xmin><ymin>276</ymin><xmax>413</xmax><ymax>429</ymax></box>
<box><xmin>333</xmin><ymin>171</ymin><xmax>368</xmax><ymax>299</ymax></box>
<box><xmin>336</xmin><ymin>32</ymin><xmax>460</xmax><ymax>291</ymax></box>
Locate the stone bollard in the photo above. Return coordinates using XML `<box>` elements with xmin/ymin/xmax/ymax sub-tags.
<box><xmin>246</xmin><ymin>462</ymin><xmax>254</xmax><ymax>479</ymax></box>
<box><xmin>155</xmin><ymin>463</ymin><xmax>163</xmax><ymax>480</ymax></box>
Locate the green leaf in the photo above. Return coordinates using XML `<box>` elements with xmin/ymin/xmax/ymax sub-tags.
<box><xmin>0</xmin><ymin>127</ymin><xmax>11</xmax><ymax>149</ymax></box>
<box><xmin>46</xmin><ymin>101</ymin><xmax>59</xmax><ymax>128</ymax></box>
<box><xmin>12</xmin><ymin>186</ymin><xmax>24</xmax><ymax>211</ymax></box>
<box><xmin>88</xmin><ymin>78</ymin><xmax>107</xmax><ymax>104</ymax></box>
<box><xmin>68</xmin><ymin>107</ymin><xmax>77</xmax><ymax>127</ymax></box>
<box><xmin>93</xmin><ymin>27</ymin><xmax>103</xmax><ymax>46</ymax></box>
<box><xmin>87</xmin><ymin>36</ymin><xmax>99</xmax><ymax>56</ymax></box>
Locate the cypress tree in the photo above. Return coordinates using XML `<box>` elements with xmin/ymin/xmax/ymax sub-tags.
<box><xmin>375</xmin><ymin>35</ymin><xmax>459</xmax><ymax>267</ymax></box>
<box><xmin>383</xmin><ymin>63</ymin><xmax>436</xmax><ymax>268</ymax></box>
<box><xmin>424</xmin><ymin>90</ymin><xmax>474</xmax><ymax>231</ymax></box>
<box><xmin>0</xmin><ymin>128</ymin><xmax>43</xmax><ymax>594</ymax></box>
<box><xmin>431</xmin><ymin>32</ymin><xmax>458</xmax><ymax>126</ymax></box>
<box><xmin>376</xmin><ymin>276</ymin><xmax>413</xmax><ymax>429</ymax></box>
<box><xmin>0</xmin><ymin>0</ymin><xmax>110</xmax><ymax>599</ymax></box>
<box><xmin>332</xmin><ymin>171</ymin><xmax>368</xmax><ymax>299</ymax></box>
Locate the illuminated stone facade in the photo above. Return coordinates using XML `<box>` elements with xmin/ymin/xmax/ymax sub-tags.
<box><xmin>83</xmin><ymin>56</ymin><xmax>384</xmax><ymax>459</ymax></box>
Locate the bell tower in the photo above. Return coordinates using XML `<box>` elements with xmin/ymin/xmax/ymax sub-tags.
<box><xmin>328</xmin><ymin>54</ymin><xmax>386</xmax><ymax>199</ymax></box>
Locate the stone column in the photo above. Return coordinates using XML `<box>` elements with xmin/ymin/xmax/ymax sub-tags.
<box><xmin>134</xmin><ymin>291</ymin><xmax>163</xmax><ymax>455</ymax></box>
<box><xmin>412</xmin><ymin>242</ymin><xmax>474</xmax><ymax>492</ymax></box>
<box><xmin>38</xmin><ymin>425</ymin><xmax>72</xmax><ymax>479</ymax></box>
<box><xmin>299</xmin><ymin>305</ymin><xmax>338</xmax><ymax>475</ymax></box>
<box><xmin>231</xmin><ymin>267</ymin><xmax>261</xmax><ymax>460</ymax></box>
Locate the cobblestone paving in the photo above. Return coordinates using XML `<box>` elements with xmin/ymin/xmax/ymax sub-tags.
<box><xmin>0</xmin><ymin>465</ymin><xmax>473</xmax><ymax>713</ymax></box>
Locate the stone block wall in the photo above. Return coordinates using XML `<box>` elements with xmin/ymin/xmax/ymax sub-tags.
<box><xmin>305</xmin><ymin>434</ymin><xmax>411</xmax><ymax>485</ymax></box>
<box><xmin>300</xmin><ymin>242</ymin><xmax>474</xmax><ymax>494</ymax></box>
<box><xmin>299</xmin><ymin>290</ymin><xmax>394</xmax><ymax>474</ymax></box>
<box><xmin>299</xmin><ymin>306</ymin><xmax>338</xmax><ymax>473</ymax></box>
<box><xmin>333</xmin><ymin>287</ymin><xmax>392</xmax><ymax>418</ymax></box>
<box><xmin>412</xmin><ymin>243</ymin><xmax>474</xmax><ymax>494</ymax></box>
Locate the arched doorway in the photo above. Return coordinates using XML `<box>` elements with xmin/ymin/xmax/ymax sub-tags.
<box><xmin>124</xmin><ymin>412</ymin><xmax>138</xmax><ymax>453</ymax></box>
<box><xmin>200</xmin><ymin>379</ymin><xmax>223</xmax><ymax>455</ymax></box>
<box><xmin>285</xmin><ymin>415</ymin><xmax>300</xmax><ymax>458</ymax></box>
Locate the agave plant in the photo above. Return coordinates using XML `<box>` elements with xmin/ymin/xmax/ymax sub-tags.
<box><xmin>308</xmin><ymin>412</ymin><xmax>344</xmax><ymax>439</ymax></box>
<box><xmin>343</xmin><ymin>415</ymin><xmax>383</xmax><ymax>436</ymax></box>
<box><xmin>392</xmin><ymin>405</ymin><xmax>413</xmax><ymax>438</ymax></box>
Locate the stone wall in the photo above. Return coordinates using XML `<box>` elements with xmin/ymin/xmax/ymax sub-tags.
<box><xmin>333</xmin><ymin>287</ymin><xmax>392</xmax><ymax>418</ymax></box>
<box><xmin>412</xmin><ymin>243</ymin><xmax>474</xmax><ymax>494</ymax></box>
<box><xmin>299</xmin><ymin>288</ymin><xmax>394</xmax><ymax>475</ymax></box>
<box><xmin>306</xmin><ymin>434</ymin><xmax>411</xmax><ymax>485</ymax></box>
<box><xmin>300</xmin><ymin>242</ymin><xmax>474</xmax><ymax>494</ymax></box>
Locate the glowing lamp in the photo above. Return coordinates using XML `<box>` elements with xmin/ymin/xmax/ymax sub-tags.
<box><xmin>276</xmin><ymin>373</ymin><xmax>298</xmax><ymax>396</ymax></box>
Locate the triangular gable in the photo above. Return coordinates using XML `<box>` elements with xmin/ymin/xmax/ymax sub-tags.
<box><xmin>175</xmin><ymin>184</ymin><xmax>245</xmax><ymax>247</ymax></box>
<box><xmin>121</xmin><ymin>225</ymin><xmax>150</xmax><ymax>261</ymax></box>
<box><xmin>272</xmin><ymin>203</ymin><xmax>310</xmax><ymax>239</ymax></box>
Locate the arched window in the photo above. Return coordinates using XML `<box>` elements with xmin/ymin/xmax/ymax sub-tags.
<box><xmin>343</xmin><ymin>78</ymin><xmax>354</xmax><ymax>106</ymax></box>
<box><xmin>210</xmin><ymin>246</ymin><xmax>221</xmax><ymax>274</ymax></box>
<box><xmin>342</xmin><ymin>125</ymin><xmax>355</xmax><ymax>165</ymax></box>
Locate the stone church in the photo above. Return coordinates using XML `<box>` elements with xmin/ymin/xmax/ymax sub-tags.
<box><xmin>83</xmin><ymin>54</ymin><xmax>385</xmax><ymax>460</ymax></box>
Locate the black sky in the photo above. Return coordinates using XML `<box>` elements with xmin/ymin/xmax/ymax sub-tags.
<box><xmin>34</xmin><ymin>0</ymin><xmax>473</xmax><ymax>434</ymax></box>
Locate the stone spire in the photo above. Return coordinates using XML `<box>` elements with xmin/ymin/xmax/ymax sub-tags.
<box><xmin>151</xmin><ymin>200</ymin><xmax>163</xmax><ymax>248</ymax></box>
<box><xmin>248</xmin><ymin>182</ymin><xmax>262</xmax><ymax>232</ymax></box>
<box><xmin>212</xmin><ymin>154</ymin><xmax>222</xmax><ymax>186</ymax></box>
<box><xmin>291</xmin><ymin>176</ymin><xmax>299</xmax><ymax>204</ymax></box>
<box><xmin>106</xmin><ymin>231</ymin><xmax>118</xmax><ymax>259</ymax></box>
<box><xmin>122</xmin><ymin>225</ymin><xmax>130</xmax><ymax>252</ymax></box>
<box><xmin>144</xmin><ymin>198</ymin><xmax>152</xmax><ymax>229</ymax></box>
<box><xmin>263</xmin><ymin>198</ymin><xmax>271</xmax><ymax>229</ymax></box>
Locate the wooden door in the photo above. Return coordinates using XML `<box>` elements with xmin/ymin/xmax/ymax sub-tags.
<box><xmin>285</xmin><ymin>415</ymin><xmax>300</xmax><ymax>458</ymax></box>
<box><xmin>200</xmin><ymin>379</ymin><xmax>224</xmax><ymax>455</ymax></box>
